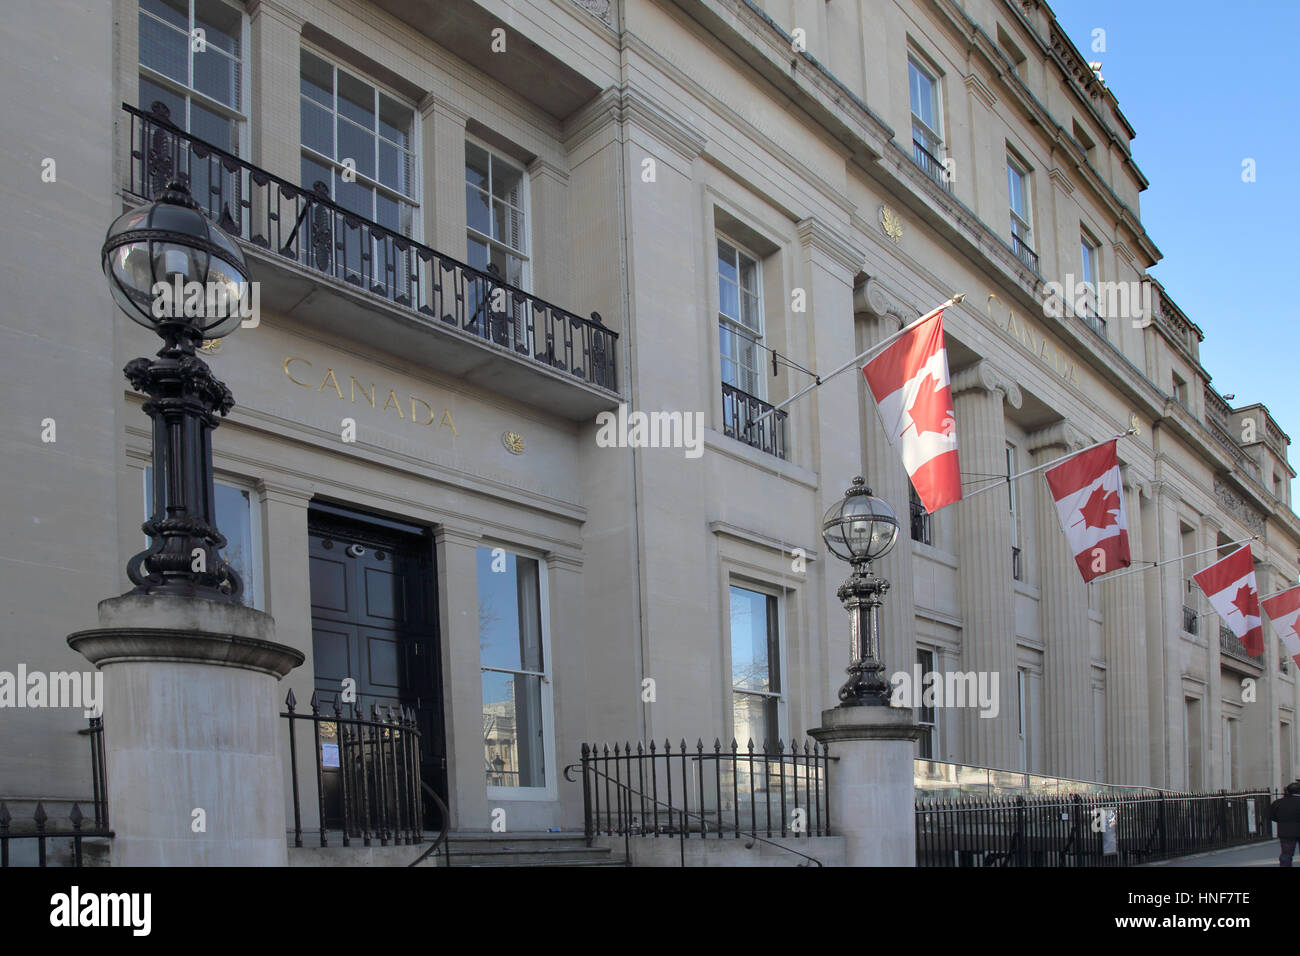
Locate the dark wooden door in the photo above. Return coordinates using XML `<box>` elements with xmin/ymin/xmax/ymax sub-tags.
<box><xmin>307</xmin><ymin>507</ymin><xmax>447</xmax><ymax>829</ymax></box>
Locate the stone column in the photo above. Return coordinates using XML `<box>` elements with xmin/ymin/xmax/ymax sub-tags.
<box><xmin>1028</xmin><ymin>422</ymin><xmax>1092</xmax><ymax>781</ymax></box>
<box><xmin>951</xmin><ymin>360</ymin><xmax>1022</xmax><ymax>769</ymax></box>
<box><xmin>810</xmin><ymin>704</ymin><xmax>921</xmax><ymax>866</ymax></box>
<box><xmin>68</xmin><ymin>594</ymin><xmax>303</xmax><ymax>866</ymax></box>
<box><xmin>248</xmin><ymin>0</ymin><xmax>304</xmax><ymax>183</ymax></box>
<box><xmin>1102</xmin><ymin>470</ymin><xmax>1151</xmax><ymax>786</ymax></box>
<box><xmin>422</xmin><ymin>96</ymin><xmax>469</xmax><ymax>256</ymax></box>
<box><xmin>854</xmin><ymin>278</ymin><xmax>919</xmax><ymax>693</ymax></box>
<box><xmin>435</xmin><ymin>525</ymin><xmax>484</xmax><ymax>831</ymax></box>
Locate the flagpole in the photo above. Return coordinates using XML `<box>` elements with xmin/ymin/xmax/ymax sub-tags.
<box><xmin>743</xmin><ymin>292</ymin><xmax>965</xmax><ymax>437</ymax></box>
<box><xmin>960</xmin><ymin>429</ymin><xmax>1138</xmax><ymax>501</ymax></box>
<box><xmin>1092</xmin><ymin>535</ymin><xmax>1259</xmax><ymax>584</ymax></box>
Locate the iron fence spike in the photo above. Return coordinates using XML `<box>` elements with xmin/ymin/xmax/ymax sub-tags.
<box><xmin>33</xmin><ymin>802</ymin><xmax>47</xmax><ymax>826</ymax></box>
<box><xmin>69</xmin><ymin>803</ymin><xmax>83</xmax><ymax>826</ymax></box>
<box><xmin>285</xmin><ymin>688</ymin><xmax>296</xmax><ymax>708</ymax></box>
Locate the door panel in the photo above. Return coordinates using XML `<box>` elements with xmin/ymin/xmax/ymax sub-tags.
<box><xmin>307</xmin><ymin>508</ymin><xmax>447</xmax><ymax>829</ymax></box>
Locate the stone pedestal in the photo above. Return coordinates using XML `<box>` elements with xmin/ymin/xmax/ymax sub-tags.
<box><xmin>68</xmin><ymin>593</ymin><xmax>303</xmax><ymax>866</ymax></box>
<box><xmin>810</xmin><ymin>704</ymin><xmax>922</xmax><ymax>866</ymax></box>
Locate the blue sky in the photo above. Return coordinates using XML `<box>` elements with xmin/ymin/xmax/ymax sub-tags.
<box><xmin>1053</xmin><ymin>1</ymin><xmax>1300</xmax><ymax>500</ymax></box>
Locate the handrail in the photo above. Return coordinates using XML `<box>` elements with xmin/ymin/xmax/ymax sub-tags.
<box><xmin>121</xmin><ymin>101</ymin><xmax>618</xmax><ymax>392</ymax></box>
<box><xmin>563</xmin><ymin>761</ymin><xmax>826</xmax><ymax>867</ymax></box>
<box><xmin>407</xmin><ymin>782</ymin><xmax>452</xmax><ymax>868</ymax></box>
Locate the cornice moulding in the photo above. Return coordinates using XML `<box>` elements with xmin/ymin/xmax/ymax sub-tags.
<box><xmin>796</xmin><ymin>216</ymin><xmax>866</xmax><ymax>276</ymax></box>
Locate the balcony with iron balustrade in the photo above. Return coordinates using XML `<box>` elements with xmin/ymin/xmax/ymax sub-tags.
<box><xmin>120</xmin><ymin>102</ymin><xmax>619</xmax><ymax>421</ymax></box>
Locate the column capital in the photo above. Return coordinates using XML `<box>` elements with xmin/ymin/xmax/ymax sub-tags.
<box><xmin>422</xmin><ymin>94</ymin><xmax>470</xmax><ymax>125</ymax></box>
<box><xmin>1027</xmin><ymin>420</ymin><xmax>1090</xmax><ymax>456</ymax></box>
<box><xmin>951</xmin><ymin>360</ymin><xmax>1023</xmax><ymax>409</ymax></box>
<box><xmin>435</xmin><ymin>525</ymin><xmax>483</xmax><ymax>549</ymax></box>
<box><xmin>853</xmin><ymin>276</ymin><xmax>915</xmax><ymax>328</ymax></box>
<box><xmin>796</xmin><ymin>217</ymin><xmax>866</xmax><ymax>277</ymax></box>
<box><xmin>247</xmin><ymin>0</ymin><xmax>304</xmax><ymax>30</ymax></box>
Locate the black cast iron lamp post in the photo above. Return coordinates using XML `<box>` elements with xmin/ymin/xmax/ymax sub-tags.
<box><xmin>822</xmin><ymin>476</ymin><xmax>899</xmax><ymax>706</ymax></box>
<box><xmin>101</xmin><ymin>179</ymin><xmax>249</xmax><ymax>601</ymax></box>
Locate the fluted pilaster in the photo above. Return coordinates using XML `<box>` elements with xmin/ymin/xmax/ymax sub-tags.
<box><xmin>951</xmin><ymin>360</ymin><xmax>1021</xmax><ymax>769</ymax></box>
<box><xmin>856</xmin><ymin>288</ymin><xmax>920</xmax><ymax>690</ymax></box>
<box><xmin>1029</xmin><ymin>422</ymin><xmax>1093</xmax><ymax>781</ymax></box>
<box><xmin>1102</xmin><ymin>471</ymin><xmax>1151</xmax><ymax>786</ymax></box>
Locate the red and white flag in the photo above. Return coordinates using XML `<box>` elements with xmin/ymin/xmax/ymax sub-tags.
<box><xmin>862</xmin><ymin>310</ymin><xmax>961</xmax><ymax>512</ymax></box>
<box><xmin>1043</xmin><ymin>439</ymin><xmax>1131</xmax><ymax>582</ymax></box>
<box><xmin>1261</xmin><ymin>586</ymin><xmax>1300</xmax><ymax>668</ymax></box>
<box><xmin>1194</xmin><ymin>545</ymin><xmax>1264</xmax><ymax>657</ymax></box>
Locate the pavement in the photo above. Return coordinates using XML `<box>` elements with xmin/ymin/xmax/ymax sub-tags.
<box><xmin>1143</xmin><ymin>840</ymin><xmax>1286</xmax><ymax>867</ymax></box>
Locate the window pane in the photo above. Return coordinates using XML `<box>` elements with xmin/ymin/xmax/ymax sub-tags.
<box><xmin>378</xmin><ymin>94</ymin><xmax>412</xmax><ymax>150</ymax></box>
<box><xmin>378</xmin><ymin>141</ymin><xmax>411</xmax><ymax>196</ymax></box>
<box><xmin>491</xmin><ymin>155</ymin><xmax>523</xmax><ymax>204</ymax></box>
<box><xmin>476</xmin><ymin>548</ymin><xmax>543</xmax><ymax>672</ymax></box>
<box><xmin>336</xmin><ymin>69</ymin><xmax>375</xmax><ymax>129</ymax></box>
<box><xmin>144</xmin><ymin>468</ymin><xmax>255</xmax><ymax>608</ymax></box>
<box><xmin>482</xmin><ymin>671</ymin><xmax>545</xmax><ymax>788</ymax></box>
<box><xmin>375</xmin><ymin>192</ymin><xmax>400</xmax><ymax>233</ymax></box>
<box><xmin>337</xmin><ymin>118</ymin><xmax>376</xmax><ymax>179</ymax></box>
<box><xmin>740</xmin><ymin>290</ymin><xmax>761</xmax><ymax>333</ymax></box>
<box><xmin>466</xmin><ymin>236</ymin><xmax>489</xmax><ymax>272</ymax></box>
<box><xmin>733</xmin><ymin>691</ymin><xmax>777</xmax><ymax>752</ymax></box>
<box><xmin>717</xmin><ymin>239</ymin><xmax>737</xmax><ymax>283</ymax></box>
<box><xmin>492</xmin><ymin>199</ymin><xmax>526</xmax><ymax>252</ymax></box>
<box><xmin>718</xmin><ymin>277</ymin><xmax>739</xmax><ymax>322</ymax></box>
<box><xmin>194</xmin><ymin>0</ymin><xmax>241</xmax><ymax>57</ymax></box>
<box><xmin>139</xmin><ymin>10</ymin><xmax>189</xmax><ymax>84</ymax></box>
<box><xmin>300</xmin><ymin>50</ymin><xmax>333</xmax><ymax>106</ymax></box>
<box><xmin>139</xmin><ymin>76</ymin><xmax>185</xmax><ymax>125</ymax></box>
<box><xmin>909</xmin><ymin>60</ymin><xmax>936</xmax><ymax>131</ymax></box>
<box><xmin>335</xmin><ymin>177</ymin><xmax>373</xmax><ymax>220</ymax></box>
<box><xmin>738</xmin><ymin>253</ymin><xmax>758</xmax><ymax>294</ymax></box>
<box><xmin>141</xmin><ymin>0</ymin><xmax>187</xmax><ymax>31</ymax></box>
<box><xmin>301</xmin><ymin>155</ymin><xmax>332</xmax><ymax>196</ymax></box>
<box><xmin>193</xmin><ymin>47</ymin><xmax>239</xmax><ymax>108</ymax></box>
<box><xmin>301</xmin><ymin>99</ymin><xmax>333</xmax><ymax>156</ymax></box>
<box><xmin>730</xmin><ymin>586</ymin><xmax>773</xmax><ymax>692</ymax></box>
<box><xmin>466</xmin><ymin>185</ymin><xmax>491</xmax><ymax>237</ymax></box>
<box><xmin>465</xmin><ymin>142</ymin><xmax>490</xmax><ymax>189</ymax></box>
<box><xmin>190</xmin><ymin>99</ymin><xmax>236</xmax><ymax>152</ymax></box>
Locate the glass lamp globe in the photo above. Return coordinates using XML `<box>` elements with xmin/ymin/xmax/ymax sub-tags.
<box><xmin>821</xmin><ymin>476</ymin><xmax>899</xmax><ymax>564</ymax></box>
<box><xmin>101</xmin><ymin>179</ymin><xmax>249</xmax><ymax>340</ymax></box>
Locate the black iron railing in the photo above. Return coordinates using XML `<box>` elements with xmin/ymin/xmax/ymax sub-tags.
<box><xmin>1182</xmin><ymin>605</ymin><xmax>1200</xmax><ymax>635</ymax></box>
<box><xmin>572</xmin><ymin>739</ymin><xmax>832</xmax><ymax>853</ymax></box>
<box><xmin>722</xmin><ymin>383</ymin><xmax>788</xmax><ymax>460</ymax></box>
<box><xmin>1219</xmin><ymin>624</ymin><xmax>1259</xmax><ymax>665</ymax></box>
<box><xmin>0</xmin><ymin>718</ymin><xmax>112</xmax><ymax>867</ymax></box>
<box><xmin>282</xmin><ymin>690</ymin><xmax>425</xmax><ymax>849</ymax></box>
<box><xmin>917</xmin><ymin>789</ymin><xmax>1272</xmax><ymax>867</ymax></box>
<box><xmin>1011</xmin><ymin>233</ymin><xmax>1039</xmax><ymax>272</ymax></box>
<box><xmin>911</xmin><ymin>125</ymin><xmax>952</xmax><ymax>194</ymax></box>
<box><xmin>123</xmin><ymin>101</ymin><xmax>617</xmax><ymax>392</ymax></box>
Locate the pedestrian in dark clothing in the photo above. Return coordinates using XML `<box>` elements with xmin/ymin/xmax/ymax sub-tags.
<box><xmin>1269</xmin><ymin>781</ymin><xmax>1300</xmax><ymax>866</ymax></box>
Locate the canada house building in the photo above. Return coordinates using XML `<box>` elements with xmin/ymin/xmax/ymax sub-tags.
<box><xmin>3</xmin><ymin>0</ymin><xmax>1299</xmax><ymax>843</ymax></box>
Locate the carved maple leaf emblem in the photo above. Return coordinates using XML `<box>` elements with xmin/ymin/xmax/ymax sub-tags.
<box><xmin>901</xmin><ymin>373</ymin><xmax>953</xmax><ymax>439</ymax></box>
<box><xmin>1077</xmin><ymin>486</ymin><xmax>1121</xmax><ymax>530</ymax></box>
<box><xmin>1230</xmin><ymin>584</ymin><xmax>1259</xmax><ymax>619</ymax></box>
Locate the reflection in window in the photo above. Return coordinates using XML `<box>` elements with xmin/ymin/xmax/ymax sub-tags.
<box><xmin>478</xmin><ymin>548</ymin><xmax>547</xmax><ymax>788</ymax></box>
<box><xmin>143</xmin><ymin>467</ymin><xmax>259</xmax><ymax>609</ymax></box>
<box><xmin>730</xmin><ymin>585</ymin><xmax>781</xmax><ymax>751</ymax></box>
<box><xmin>916</xmin><ymin>648</ymin><xmax>937</xmax><ymax>759</ymax></box>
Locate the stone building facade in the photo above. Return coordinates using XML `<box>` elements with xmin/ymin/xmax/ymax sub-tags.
<box><xmin>1</xmin><ymin>0</ymin><xmax>1297</xmax><ymax>843</ymax></box>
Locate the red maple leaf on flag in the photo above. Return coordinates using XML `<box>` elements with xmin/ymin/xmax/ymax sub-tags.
<box><xmin>1077</xmin><ymin>486</ymin><xmax>1121</xmax><ymax>530</ymax></box>
<box><xmin>901</xmin><ymin>373</ymin><xmax>953</xmax><ymax>438</ymax></box>
<box><xmin>1230</xmin><ymin>584</ymin><xmax>1259</xmax><ymax>619</ymax></box>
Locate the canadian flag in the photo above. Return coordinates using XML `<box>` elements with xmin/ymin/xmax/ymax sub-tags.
<box><xmin>1261</xmin><ymin>586</ymin><xmax>1300</xmax><ymax>667</ymax></box>
<box><xmin>1194</xmin><ymin>545</ymin><xmax>1264</xmax><ymax>657</ymax></box>
<box><xmin>1043</xmin><ymin>439</ymin><xmax>1131</xmax><ymax>582</ymax></box>
<box><xmin>862</xmin><ymin>310</ymin><xmax>961</xmax><ymax>512</ymax></box>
